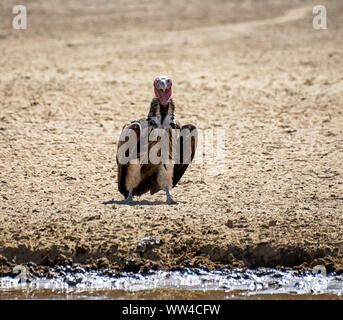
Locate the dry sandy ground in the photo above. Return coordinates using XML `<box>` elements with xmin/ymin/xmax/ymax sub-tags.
<box><xmin>0</xmin><ymin>0</ymin><xmax>342</xmax><ymax>275</ymax></box>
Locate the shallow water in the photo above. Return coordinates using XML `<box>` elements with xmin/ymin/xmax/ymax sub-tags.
<box><xmin>1</xmin><ymin>267</ymin><xmax>343</xmax><ymax>300</ymax></box>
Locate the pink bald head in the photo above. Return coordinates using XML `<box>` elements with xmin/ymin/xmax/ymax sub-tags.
<box><xmin>154</xmin><ymin>75</ymin><xmax>172</xmax><ymax>105</ymax></box>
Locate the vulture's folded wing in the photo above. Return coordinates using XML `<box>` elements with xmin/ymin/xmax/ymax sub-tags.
<box><xmin>116</xmin><ymin>119</ymin><xmax>161</xmax><ymax>198</ymax></box>
<box><xmin>116</xmin><ymin>120</ymin><xmax>144</xmax><ymax>198</ymax></box>
<box><xmin>172</xmin><ymin>124</ymin><xmax>198</xmax><ymax>187</ymax></box>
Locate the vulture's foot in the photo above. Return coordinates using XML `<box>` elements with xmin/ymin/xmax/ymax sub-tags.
<box><xmin>166</xmin><ymin>197</ymin><xmax>178</xmax><ymax>205</ymax></box>
<box><xmin>165</xmin><ymin>187</ymin><xmax>178</xmax><ymax>205</ymax></box>
<box><xmin>123</xmin><ymin>198</ymin><xmax>133</xmax><ymax>205</ymax></box>
<box><xmin>123</xmin><ymin>189</ymin><xmax>133</xmax><ymax>204</ymax></box>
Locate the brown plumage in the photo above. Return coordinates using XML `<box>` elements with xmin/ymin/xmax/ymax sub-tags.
<box><xmin>116</xmin><ymin>78</ymin><xmax>197</xmax><ymax>204</ymax></box>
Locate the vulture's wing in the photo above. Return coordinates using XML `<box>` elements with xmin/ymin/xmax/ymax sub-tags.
<box><xmin>172</xmin><ymin>124</ymin><xmax>198</xmax><ymax>187</ymax></box>
<box><xmin>116</xmin><ymin>120</ymin><xmax>143</xmax><ymax>198</ymax></box>
<box><xmin>117</xmin><ymin>120</ymin><xmax>160</xmax><ymax>198</ymax></box>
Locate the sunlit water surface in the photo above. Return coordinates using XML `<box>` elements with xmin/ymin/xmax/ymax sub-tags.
<box><xmin>1</xmin><ymin>268</ymin><xmax>343</xmax><ymax>299</ymax></box>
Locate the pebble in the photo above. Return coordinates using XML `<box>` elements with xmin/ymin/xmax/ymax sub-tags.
<box><xmin>226</xmin><ymin>219</ymin><xmax>234</xmax><ymax>228</ymax></box>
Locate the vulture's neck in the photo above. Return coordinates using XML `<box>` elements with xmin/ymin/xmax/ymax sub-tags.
<box><xmin>160</xmin><ymin>103</ymin><xmax>169</xmax><ymax>123</ymax></box>
<box><xmin>148</xmin><ymin>98</ymin><xmax>175</xmax><ymax>125</ymax></box>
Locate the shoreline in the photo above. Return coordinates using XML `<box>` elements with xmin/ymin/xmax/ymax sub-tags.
<box><xmin>1</xmin><ymin>240</ymin><xmax>342</xmax><ymax>276</ymax></box>
<box><xmin>1</xmin><ymin>0</ymin><xmax>343</xmax><ymax>281</ymax></box>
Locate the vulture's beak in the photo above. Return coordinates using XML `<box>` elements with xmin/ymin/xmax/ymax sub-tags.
<box><xmin>161</xmin><ymin>82</ymin><xmax>166</xmax><ymax>92</ymax></box>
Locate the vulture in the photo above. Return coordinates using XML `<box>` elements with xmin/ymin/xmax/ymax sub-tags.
<box><xmin>116</xmin><ymin>75</ymin><xmax>197</xmax><ymax>204</ymax></box>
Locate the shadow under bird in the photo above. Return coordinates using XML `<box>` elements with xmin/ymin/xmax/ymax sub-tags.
<box><xmin>116</xmin><ymin>76</ymin><xmax>198</xmax><ymax>204</ymax></box>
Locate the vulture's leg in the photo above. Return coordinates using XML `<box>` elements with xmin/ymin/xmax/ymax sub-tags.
<box><xmin>124</xmin><ymin>163</ymin><xmax>141</xmax><ymax>204</ymax></box>
<box><xmin>165</xmin><ymin>186</ymin><xmax>177</xmax><ymax>205</ymax></box>
<box><xmin>158</xmin><ymin>162</ymin><xmax>177</xmax><ymax>204</ymax></box>
<box><xmin>124</xmin><ymin>188</ymin><xmax>133</xmax><ymax>204</ymax></box>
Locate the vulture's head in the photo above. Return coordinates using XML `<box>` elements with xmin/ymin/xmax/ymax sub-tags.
<box><xmin>154</xmin><ymin>75</ymin><xmax>172</xmax><ymax>106</ymax></box>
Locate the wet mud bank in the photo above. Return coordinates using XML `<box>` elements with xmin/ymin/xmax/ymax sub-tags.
<box><xmin>0</xmin><ymin>240</ymin><xmax>342</xmax><ymax>277</ymax></box>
